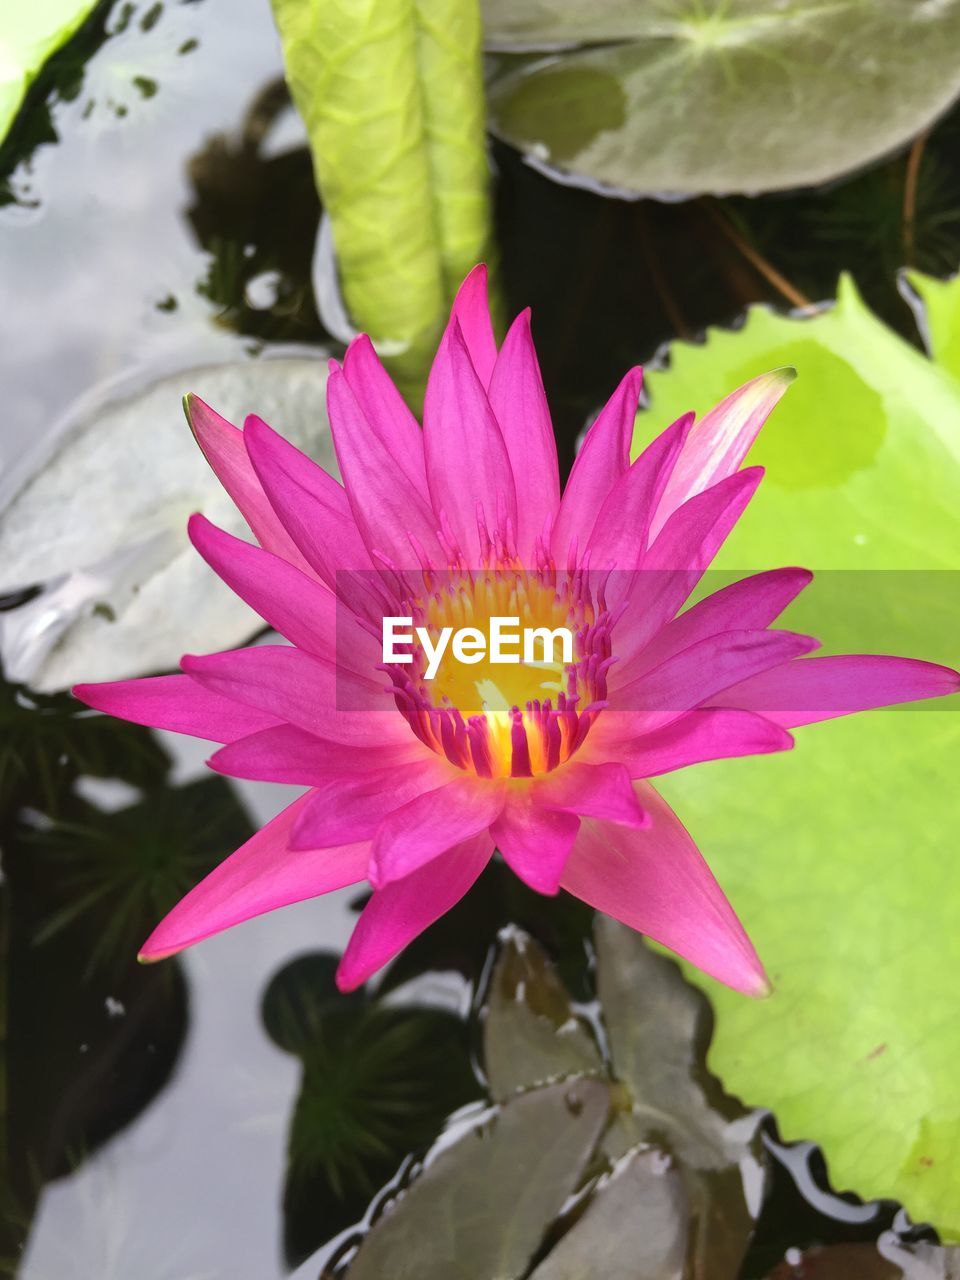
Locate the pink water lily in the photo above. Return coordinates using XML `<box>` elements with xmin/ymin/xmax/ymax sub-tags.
<box><xmin>74</xmin><ymin>267</ymin><xmax>959</xmax><ymax>996</ymax></box>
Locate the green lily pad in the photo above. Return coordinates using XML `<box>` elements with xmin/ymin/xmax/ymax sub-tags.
<box><xmin>632</xmin><ymin>273</ymin><xmax>960</xmax><ymax>1235</ymax></box>
<box><xmin>345</xmin><ymin>1078</ymin><xmax>610</xmax><ymax>1280</ymax></box>
<box><xmin>0</xmin><ymin>0</ymin><xmax>99</xmax><ymax>145</ymax></box>
<box><xmin>484</xmin><ymin>1</ymin><xmax>960</xmax><ymax>198</ymax></box>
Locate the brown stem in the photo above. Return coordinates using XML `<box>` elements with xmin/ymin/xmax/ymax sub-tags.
<box><xmin>903</xmin><ymin>129</ymin><xmax>930</xmax><ymax>267</ymax></box>
<box><xmin>705</xmin><ymin>200</ymin><xmax>816</xmax><ymax>313</ymax></box>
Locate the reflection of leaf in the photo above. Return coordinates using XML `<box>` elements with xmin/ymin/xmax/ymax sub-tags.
<box><xmin>0</xmin><ymin>0</ymin><xmax>99</xmax><ymax>145</ymax></box>
<box><xmin>595</xmin><ymin>919</ymin><xmax>765</xmax><ymax>1280</ymax></box>
<box><xmin>485</xmin><ymin>1</ymin><xmax>960</xmax><ymax>198</ymax></box>
<box><xmin>0</xmin><ymin>355</ymin><xmax>334</xmax><ymax>691</ymax></box>
<box><xmin>483</xmin><ymin>928</ymin><xmax>602</xmax><ymax>1101</ymax></box>
<box><xmin>529</xmin><ymin>1147</ymin><xmax>688</xmax><ymax>1280</ymax></box>
<box><xmin>345</xmin><ymin>1079</ymin><xmax>610</xmax><ymax>1280</ymax></box>
<box><xmin>632</xmin><ymin>274</ymin><xmax>960</xmax><ymax>1235</ymax></box>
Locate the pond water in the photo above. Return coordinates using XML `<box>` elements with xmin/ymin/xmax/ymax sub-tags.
<box><xmin>2</xmin><ymin>1</ymin><xmax>958</xmax><ymax>1276</ymax></box>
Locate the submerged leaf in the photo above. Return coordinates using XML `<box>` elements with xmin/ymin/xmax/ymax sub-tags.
<box><xmin>765</xmin><ymin>1240</ymin><xmax>960</xmax><ymax>1279</ymax></box>
<box><xmin>345</xmin><ymin>1079</ymin><xmax>610</xmax><ymax>1280</ymax></box>
<box><xmin>632</xmin><ymin>273</ymin><xmax>960</xmax><ymax>1236</ymax></box>
<box><xmin>0</xmin><ymin>355</ymin><xmax>334</xmax><ymax>691</ymax></box>
<box><xmin>483</xmin><ymin>927</ymin><xmax>603</xmax><ymax>1101</ymax></box>
<box><xmin>485</xmin><ymin>1</ymin><xmax>960</xmax><ymax>198</ymax></box>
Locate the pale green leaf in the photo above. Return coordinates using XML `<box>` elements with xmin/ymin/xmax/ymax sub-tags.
<box><xmin>631</xmin><ymin>276</ymin><xmax>960</xmax><ymax>1235</ymax></box>
<box><xmin>485</xmin><ymin>0</ymin><xmax>960</xmax><ymax>197</ymax></box>
<box><xmin>0</xmin><ymin>0</ymin><xmax>98</xmax><ymax>145</ymax></box>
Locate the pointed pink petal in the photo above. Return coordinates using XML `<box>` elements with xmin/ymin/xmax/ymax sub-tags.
<box><xmin>561</xmin><ymin>783</ymin><xmax>769</xmax><ymax>996</ymax></box>
<box><xmin>535</xmin><ymin>761</ymin><xmax>649</xmax><ymax>827</ymax></box>
<box><xmin>450</xmin><ymin>264</ymin><xmax>498</xmax><ymax>387</ymax></box>
<box><xmin>208</xmin><ymin>723</ymin><xmax>427</xmax><ymax>783</ymax></box>
<box><xmin>336</xmin><ymin>831</ymin><xmax>494</xmax><ymax>991</ymax></box>
<box><xmin>72</xmin><ymin>674</ymin><xmax>280</xmax><ymax>743</ymax></box>
<box><xmin>585</xmin><ymin>412</ymin><xmax>693</xmax><ymax>572</ymax></box>
<box><xmin>290</xmin><ymin>756</ymin><xmax>459</xmax><ymax>849</ymax></box>
<box><xmin>181</xmin><ymin>646</ymin><xmax>405</xmax><ymax>748</ymax></box>
<box><xmin>552</xmin><ymin>367</ymin><xmax>641</xmax><ymax>566</ymax></box>
<box><xmin>187</xmin><ymin>514</ymin><xmax>380</xmax><ymax>679</ymax></box>
<box><xmin>243</xmin><ymin>415</ymin><xmax>387</xmax><ymax>625</ymax></box>
<box><xmin>612</xmin><ymin>628</ymin><xmax>819</xmax><ymax>730</ymax></box>
<box><xmin>328</xmin><ymin>368</ymin><xmax>445</xmax><ymax>566</ymax></box>
<box><xmin>589</xmin><ymin>707</ymin><xmax>794</xmax><ymax>778</ymax></box>
<box><xmin>487</xmin><ymin>309</ymin><xmax>560</xmax><ymax>559</ymax></box>
<box><xmin>616</xmin><ymin>467</ymin><xmax>766</xmax><ymax>658</ymax></box>
<box><xmin>370</xmin><ymin>775</ymin><xmax>506</xmax><ymax>887</ymax></box>
<box><xmin>342</xmin><ymin>334</ymin><xmax>429</xmax><ymax>497</ymax></box>
<box><xmin>490</xmin><ymin>789</ymin><xmax>579</xmax><ymax>895</ymax></box>
<box><xmin>613</xmin><ymin>566</ymin><xmax>812</xmax><ymax>689</ymax></box>
<box><xmin>139</xmin><ymin>792</ymin><xmax>370</xmax><ymax>961</ymax></box>
<box><xmin>184</xmin><ymin>395</ymin><xmax>315</xmax><ymax>577</ymax></box>
<box><xmin>650</xmin><ymin>369</ymin><xmax>795</xmax><ymax>538</ymax></box>
<box><xmin>424</xmin><ymin>320</ymin><xmax>517</xmax><ymax>561</ymax></box>
<box><xmin>711</xmin><ymin>653</ymin><xmax>960</xmax><ymax>727</ymax></box>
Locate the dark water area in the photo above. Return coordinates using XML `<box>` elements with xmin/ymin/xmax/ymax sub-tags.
<box><xmin>2</xmin><ymin>1</ymin><xmax>958</xmax><ymax>1276</ymax></box>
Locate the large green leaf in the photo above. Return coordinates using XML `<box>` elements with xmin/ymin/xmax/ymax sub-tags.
<box><xmin>484</xmin><ymin>1</ymin><xmax>960</xmax><ymax>198</ymax></box>
<box><xmin>0</xmin><ymin>0</ymin><xmax>99</xmax><ymax>145</ymax></box>
<box><xmin>632</xmin><ymin>273</ymin><xmax>960</xmax><ymax>1234</ymax></box>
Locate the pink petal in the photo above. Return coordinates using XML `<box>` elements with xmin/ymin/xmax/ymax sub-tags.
<box><xmin>72</xmin><ymin>674</ymin><xmax>280</xmax><ymax>743</ymax></box>
<box><xmin>208</xmin><ymin>723</ymin><xmax>427</xmax><ymax>783</ymax></box>
<box><xmin>450</xmin><ymin>264</ymin><xmax>498</xmax><ymax>388</ymax></box>
<box><xmin>560</xmin><ymin>783</ymin><xmax>769</xmax><ymax>996</ymax></box>
<box><xmin>589</xmin><ymin>707</ymin><xmax>794</xmax><ymax>778</ymax></box>
<box><xmin>187</xmin><ymin>513</ymin><xmax>380</xmax><ymax>679</ymax></box>
<box><xmin>612</xmin><ymin>628</ymin><xmax>819</xmax><ymax>730</ymax></box>
<box><xmin>613</xmin><ymin>566</ymin><xmax>812</xmax><ymax>689</ymax></box>
<box><xmin>290</xmin><ymin>756</ymin><xmax>459</xmax><ymax>850</ymax></box>
<box><xmin>490</xmin><ymin>788</ymin><xmax>579</xmax><ymax>895</ymax></box>
<box><xmin>616</xmin><ymin>467</ymin><xmax>765</xmax><ymax>658</ymax></box>
<box><xmin>139</xmin><ymin>792</ymin><xmax>370</xmax><ymax>960</ymax></box>
<box><xmin>535</xmin><ymin>761</ymin><xmax>649</xmax><ymax>827</ymax></box>
<box><xmin>650</xmin><ymin>369</ymin><xmax>795</xmax><ymax>538</ymax></box>
<box><xmin>423</xmin><ymin>320</ymin><xmax>517</xmax><ymax>561</ymax></box>
<box><xmin>181</xmin><ymin>646</ymin><xmax>405</xmax><ymax>747</ymax></box>
<box><xmin>243</xmin><ymin>414</ymin><xmax>388</xmax><ymax>626</ymax></box>
<box><xmin>711</xmin><ymin>653</ymin><xmax>960</xmax><ymax>727</ymax></box>
<box><xmin>552</xmin><ymin>367</ymin><xmax>641</xmax><ymax>566</ymax></box>
<box><xmin>184</xmin><ymin>395</ymin><xmax>315</xmax><ymax>577</ymax></box>
<box><xmin>342</xmin><ymin>334</ymin><xmax>430</xmax><ymax>498</ymax></box>
<box><xmin>327</xmin><ymin>368</ymin><xmax>445</xmax><ymax>567</ymax></box>
<box><xmin>585</xmin><ymin>412</ymin><xmax>693</xmax><ymax>573</ymax></box>
<box><xmin>336</xmin><ymin>831</ymin><xmax>494</xmax><ymax>991</ymax></box>
<box><xmin>487</xmin><ymin>309</ymin><xmax>560</xmax><ymax>559</ymax></box>
<box><xmin>370</xmin><ymin>775</ymin><xmax>506</xmax><ymax>887</ymax></box>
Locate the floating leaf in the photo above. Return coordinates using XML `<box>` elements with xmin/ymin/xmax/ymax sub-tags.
<box><xmin>345</xmin><ymin>1079</ymin><xmax>610</xmax><ymax>1280</ymax></box>
<box><xmin>0</xmin><ymin>355</ymin><xmax>334</xmax><ymax>691</ymax></box>
<box><xmin>528</xmin><ymin>1147</ymin><xmax>688</xmax><ymax>1280</ymax></box>
<box><xmin>632</xmin><ymin>273</ymin><xmax>960</xmax><ymax>1235</ymax></box>
<box><xmin>485</xmin><ymin>1</ymin><xmax>960</xmax><ymax>198</ymax></box>
<box><xmin>0</xmin><ymin>0</ymin><xmax>99</xmax><ymax>145</ymax></box>
<box><xmin>482</xmin><ymin>927</ymin><xmax>603</xmax><ymax>1101</ymax></box>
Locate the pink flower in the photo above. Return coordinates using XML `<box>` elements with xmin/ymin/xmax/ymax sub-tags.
<box><xmin>74</xmin><ymin>267</ymin><xmax>959</xmax><ymax>996</ymax></box>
